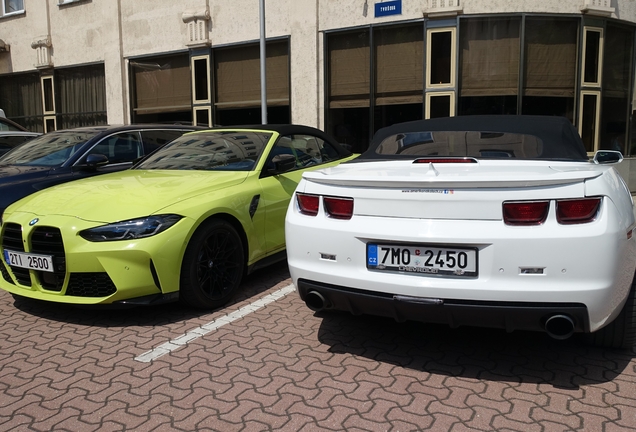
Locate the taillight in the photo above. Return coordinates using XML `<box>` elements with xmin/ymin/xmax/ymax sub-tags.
<box><xmin>296</xmin><ymin>193</ymin><xmax>319</xmax><ymax>216</ymax></box>
<box><xmin>556</xmin><ymin>198</ymin><xmax>601</xmax><ymax>224</ymax></box>
<box><xmin>324</xmin><ymin>197</ymin><xmax>354</xmax><ymax>220</ymax></box>
<box><xmin>503</xmin><ymin>201</ymin><xmax>549</xmax><ymax>225</ymax></box>
<box><xmin>296</xmin><ymin>193</ymin><xmax>354</xmax><ymax>219</ymax></box>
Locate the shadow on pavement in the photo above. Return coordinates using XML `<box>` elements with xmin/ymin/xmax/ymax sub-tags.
<box><xmin>8</xmin><ymin>260</ymin><xmax>291</xmax><ymax>328</ymax></box>
<box><xmin>316</xmin><ymin>310</ymin><xmax>635</xmax><ymax>389</ymax></box>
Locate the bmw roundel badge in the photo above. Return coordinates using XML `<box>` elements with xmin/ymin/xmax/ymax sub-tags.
<box><xmin>29</xmin><ymin>218</ymin><xmax>39</xmax><ymax>226</ymax></box>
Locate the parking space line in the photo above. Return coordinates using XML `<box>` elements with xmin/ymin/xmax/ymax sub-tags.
<box><xmin>134</xmin><ymin>284</ymin><xmax>296</xmax><ymax>363</ymax></box>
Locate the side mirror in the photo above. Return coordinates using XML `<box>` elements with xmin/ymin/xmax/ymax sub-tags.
<box><xmin>269</xmin><ymin>153</ymin><xmax>297</xmax><ymax>174</ymax></box>
<box><xmin>593</xmin><ymin>150</ymin><xmax>623</xmax><ymax>164</ymax></box>
<box><xmin>84</xmin><ymin>153</ymin><xmax>110</xmax><ymax>169</ymax></box>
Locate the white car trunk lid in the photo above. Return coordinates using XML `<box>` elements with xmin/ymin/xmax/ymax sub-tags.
<box><xmin>301</xmin><ymin>160</ymin><xmax>604</xmax><ymax>220</ymax></box>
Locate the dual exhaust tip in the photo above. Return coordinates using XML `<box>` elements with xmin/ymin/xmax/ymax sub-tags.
<box><xmin>305</xmin><ymin>290</ymin><xmax>576</xmax><ymax>340</ymax></box>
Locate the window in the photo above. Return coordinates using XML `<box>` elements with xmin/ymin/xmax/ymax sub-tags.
<box><xmin>600</xmin><ymin>24</ymin><xmax>633</xmax><ymax>155</ymax></box>
<box><xmin>582</xmin><ymin>27</ymin><xmax>603</xmax><ymax>87</ymax></box>
<box><xmin>140</xmin><ymin>129</ymin><xmax>189</xmax><ymax>154</ymax></box>
<box><xmin>521</xmin><ymin>17</ymin><xmax>577</xmax><ymax>121</ymax></box>
<box><xmin>579</xmin><ymin>91</ymin><xmax>601</xmax><ymax>153</ymax></box>
<box><xmin>0</xmin><ymin>134</ymin><xmax>39</xmax><ymax>156</ymax></box>
<box><xmin>191</xmin><ymin>56</ymin><xmax>211</xmax><ymax>104</ymax></box>
<box><xmin>193</xmin><ymin>107</ymin><xmax>211</xmax><ymax>127</ymax></box>
<box><xmin>55</xmin><ymin>65</ymin><xmax>107</xmax><ymax>129</ymax></box>
<box><xmin>267</xmin><ymin>134</ymin><xmax>340</xmax><ymax>172</ymax></box>
<box><xmin>86</xmin><ymin>133</ymin><xmax>143</xmax><ymax>164</ymax></box>
<box><xmin>373</xmin><ymin>24</ymin><xmax>424</xmax><ymax>133</ymax></box>
<box><xmin>41</xmin><ymin>75</ymin><xmax>57</xmax><ymax>132</ymax></box>
<box><xmin>427</xmin><ymin>28</ymin><xmax>455</xmax><ymax>88</ymax></box>
<box><xmin>327</xmin><ymin>30</ymin><xmax>370</xmax><ymax>153</ymax></box>
<box><xmin>426</xmin><ymin>92</ymin><xmax>455</xmax><ymax>119</ymax></box>
<box><xmin>131</xmin><ymin>54</ymin><xmax>191</xmax><ymax>124</ymax></box>
<box><xmin>426</xmin><ymin>26</ymin><xmax>456</xmax><ymax>119</ymax></box>
<box><xmin>214</xmin><ymin>40</ymin><xmax>290</xmax><ymax>126</ymax></box>
<box><xmin>191</xmin><ymin>54</ymin><xmax>212</xmax><ymax>126</ymax></box>
<box><xmin>579</xmin><ymin>26</ymin><xmax>604</xmax><ymax>154</ymax></box>
<box><xmin>327</xmin><ymin>25</ymin><xmax>426</xmax><ymax>153</ymax></box>
<box><xmin>0</xmin><ymin>73</ymin><xmax>44</xmax><ymax>132</ymax></box>
<box><xmin>1</xmin><ymin>0</ymin><xmax>24</xmax><ymax>16</ymax></box>
<box><xmin>459</xmin><ymin>17</ymin><xmax>521</xmax><ymax>115</ymax></box>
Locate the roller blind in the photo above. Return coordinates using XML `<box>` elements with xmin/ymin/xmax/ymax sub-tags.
<box><xmin>603</xmin><ymin>24</ymin><xmax>634</xmax><ymax>98</ymax></box>
<box><xmin>328</xmin><ymin>30</ymin><xmax>370</xmax><ymax>109</ymax></box>
<box><xmin>215</xmin><ymin>40</ymin><xmax>289</xmax><ymax>108</ymax></box>
<box><xmin>460</xmin><ymin>18</ymin><xmax>520</xmax><ymax>97</ymax></box>
<box><xmin>375</xmin><ymin>25</ymin><xmax>424</xmax><ymax>106</ymax></box>
<box><xmin>133</xmin><ymin>55</ymin><xmax>190</xmax><ymax>114</ymax></box>
<box><xmin>524</xmin><ymin>19</ymin><xmax>577</xmax><ymax>97</ymax></box>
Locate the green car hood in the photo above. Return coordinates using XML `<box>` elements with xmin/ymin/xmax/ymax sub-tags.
<box><xmin>7</xmin><ymin>170</ymin><xmax>249</xmax><ymax>223</ymax></box>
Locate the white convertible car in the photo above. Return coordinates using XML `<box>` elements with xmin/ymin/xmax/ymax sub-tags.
<box><xmin>286</xmin><ymin>115</ymin><xmax>636</xmax><ymax>349</ymax></box>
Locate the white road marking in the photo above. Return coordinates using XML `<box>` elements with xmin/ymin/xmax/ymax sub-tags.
<box><xmin>135</xmin><ymin>284</ymin><xmax>296</xmax><ymax>363</ymax></box>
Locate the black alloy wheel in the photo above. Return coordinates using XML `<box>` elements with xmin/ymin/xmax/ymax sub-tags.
<box><xmin>180</xmin><ymin>219</ymin><xmax>245</xmax><ymax>309</ymax></box>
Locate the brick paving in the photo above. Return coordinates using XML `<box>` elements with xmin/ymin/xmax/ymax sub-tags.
<box><xmin>1</xmin><ymin>260</ymin><xmax>635</xmax><ymax>431</ymax></box>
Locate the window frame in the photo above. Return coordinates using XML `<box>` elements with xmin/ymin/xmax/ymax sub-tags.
<box><xmin>193</xmin><ymin>106</ymin><xmax>212</xmax><ymax>127</ymax></box>
<box><xmin>578</xmin><ymin>90</ymin><xmax>601</xmax><ymax>154</ymax></box>
<box><xmin>581</xmin><ymin>26</ymin><xmax>604</xmax><ymax>88</ymax></box>
<box><xmin>1</xmin><ymin>0</ymin><xmax>24</xmax><ymax>17</ymax></box>
<box><xmin>425</xmin><ymin>91</ymin><xmax>456</xmax><ymax>119</ymax></box>
<box><xmin>191</xmin><ymin>55</ymin><xmax>211</xmax><ymax>104</ymax></box>
<box><xmin>426</xmin><ymin>27</ymin><xmax>456</xmax><ymax>89</ymax></box>
<box><xmin>41</xmin><ymin>74</ymin><xmax>57</xmax><ymax>132</ymax></box>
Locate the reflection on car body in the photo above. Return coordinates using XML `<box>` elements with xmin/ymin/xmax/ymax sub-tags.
<box><xmin>0</xmin><ymin>131</ymin><xmax>41</xmax><ymax>157</ymax></box>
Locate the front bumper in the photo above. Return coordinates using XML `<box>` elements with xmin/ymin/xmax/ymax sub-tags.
<box><xmin>0</xmin><ymin>213</ymin><xmax>194</xmax><ymax>304</ymax></box>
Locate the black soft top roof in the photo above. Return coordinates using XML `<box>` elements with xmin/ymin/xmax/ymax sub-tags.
<box><xmin>362</xmin><ymin>115</ymin><xmax>588</xmax><ymax>161</ymax></box>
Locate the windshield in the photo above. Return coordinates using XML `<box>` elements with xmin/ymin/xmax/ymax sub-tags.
<box><xmin>376</xmin><ymin>131</ymin><xmax>545</xmax><ymax>159</ymax></box>
<box><xmin>135</xmin><ymin>130</ymin><xmax>272</xmax><ymax>171</ymax></box>
<box><xmin>0</xmin><ymin>130</ymin><xmax>99</xmax><ymax>166</ymax></box>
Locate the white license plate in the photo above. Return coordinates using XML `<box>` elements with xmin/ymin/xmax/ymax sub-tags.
<box><xmin>367</xmin><ymin>243</ymin><xmax>478</xmax><ymax>277</ymax></box>
<box><xmin>3</xmin><ymin>249</ymin><xmax>55</xmax><ymax>273</ymax></box>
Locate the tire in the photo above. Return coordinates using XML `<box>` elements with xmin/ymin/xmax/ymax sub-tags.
<box><xmin>179</xmin><ymin>219</ymin><xmax>245</xmax><ymax>309</ymax></box>
<box><xmin>584</xmin><ymin>273</ymin><xmax>636</xmax><ymax>349</ymax></box>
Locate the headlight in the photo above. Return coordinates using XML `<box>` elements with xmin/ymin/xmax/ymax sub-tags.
<box><xmin>79</xmin><ymin>214</ymin><xmax>182</xmax><ymax>242</ymax></box>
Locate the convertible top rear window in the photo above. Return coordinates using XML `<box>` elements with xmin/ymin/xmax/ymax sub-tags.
<box><xmin>136</xmin><ymin>130</ymin><xmax>272</xmax><ymax>171</ymax></box>
<box><xmin>376</xmin><ymin>131</ymin><xmax>543</xmax><ymax>159</ymax></box>
<box><xmin>362</xmin><ymin>115</ymin><xmax>589</xmax><ymax>161</ymax></box>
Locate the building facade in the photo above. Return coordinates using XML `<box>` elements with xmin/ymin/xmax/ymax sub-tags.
<box><xmin>2</xmin><ymin>0</ymin><xmax>636</xmax><ymax>187</ymax></box>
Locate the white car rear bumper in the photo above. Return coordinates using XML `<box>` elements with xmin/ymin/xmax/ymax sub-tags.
<box><xmin>286</xmin><ymin>202</ymin><xmax>636</xmax><ymax>333</ymax></box>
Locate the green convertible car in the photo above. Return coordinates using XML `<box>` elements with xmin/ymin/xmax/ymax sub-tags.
<box><xmin>0</xmin><ymin>125</ymin><xmax>356</xmax><ymax>308</ymax></box>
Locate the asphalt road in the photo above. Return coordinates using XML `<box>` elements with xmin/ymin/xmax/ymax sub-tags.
<box><xmin>1</xmin><ymin>260</ymin><xmax>635</xmax><ymax>431</ymax></box>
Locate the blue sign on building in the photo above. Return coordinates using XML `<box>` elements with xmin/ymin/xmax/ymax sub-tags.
<box><xmin>375</xmin><ymin>0</ymin><xmax>402</xmax><ymax>18</ymax></box>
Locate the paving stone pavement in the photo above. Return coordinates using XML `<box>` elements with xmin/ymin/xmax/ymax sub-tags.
<box><xmin>1</xmin><ymin>260</ymin><xmax>635</xmax><ymax>431</ymax></box>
